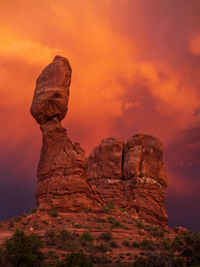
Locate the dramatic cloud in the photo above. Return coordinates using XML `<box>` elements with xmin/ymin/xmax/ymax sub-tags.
<box><xmin>0</xmin><ymin>0</ymin><xmax>200</xmax><ymax>230</ymax></box>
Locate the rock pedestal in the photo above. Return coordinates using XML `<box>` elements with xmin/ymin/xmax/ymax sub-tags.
<box><xmin>30</xmin><ymin>56</ymin><xmax>102</xmax><ymax>211</ymax></box>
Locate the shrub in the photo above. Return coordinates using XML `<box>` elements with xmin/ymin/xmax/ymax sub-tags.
<box><xmin>48</xmin><ymin>207</ymin><xmax>58</xmax><ymax>217</ymax></box>
<box><xmin>160</xmin><ymin>239</ymin><xmax>170</xmax><ymax>250</ymax></box>
<box><xmin>136</xmin><ymin>220</ymin><xmax>144</xmax><ymax>229</ymax></box>
<box><xmin>139</xmin><ymin>239</ymin><xmax>157</xmax><ymax>251</ymax></box>
<box><xmin>95</xmin><ymin>218</ymin><xmax>106</xmax><ymax>223</ymax></box>
<box><xmin>91</xmin><ymin>254</ymin><xmax>111</xmax><ymax>264</ymax></box>
<box><xmin>181</xmin><ymin>232</ymin><xmax>200</xmax><ymax>266</ymax></box>
<box><xmin>32</xmin><ymin>221</ymin><xmax>38</xmax><ymax>230</ymax></box>
<box><xmin>95</xmin><ymin>244</ymin><xmax>110</xmax><ymax>252</ymax></box>
<box><xmin>45</xmin><ymin>250</ymin><xmax>59</xmax><ymax>260</ymax></box>
<box><xmin>8</xmin><ymin>220</ymin><xmax>14</xmax><ymax>229</ymax></box>
<box><xmin>100</xmin><ymin>232</ymin><xmax>112</xmax><ymax>241</ymax></box>
<box><xmin>171</xmin><ymin>235</ymin><xmax>184</xmax><ymax>251</ymax></box>
<box><xmin>133</xmin><ymin>253</ymin><xmax>184</xmax><ymax>267</ymax></box>
<box><xmin>58</xmin><ymin>230</ymin><xmax>71</xmax><ymax>242</ymax></box>
<box><xmin>81</xmin><ymin>232</ymin><xmax>94</xmax><ymax>243</ymax></box>
<box><xmin>119</xmin><ymin>207</ymin><xmax>127</xmax><ymax>213</ymax></box>
<box><xmin>107</xmin><ymin>217</ymin><xmax>121</xmax><ymax>228</ymax></box>
<box><xmin>44</xmin><ymin>229</ymin><xmax>57</xmax><ymax>247</ymax></box>
<box><xmin>72</xmin><ymin>222</ymin><xmax>82</xmax><ymax>228</ymax></box>
<box><xmin>5</xmin><ymin>229</ymin><xmax>43</xmax><ymax>267</ymax></box>
<box><xmin>0</xmin><ymin>247</ymin><xmax>6</xmax><ymax>266</ymax></box>
<box><xmin>13</xmin><ymin>216</ymin><xmax>22</xmax><ymax>222</ymax></box>
<box><xmin>59</xmin><ymin>251</ymin><xmax>93</xmax><ymax>267</ymax></box>
<box><xmin>122</xmin><ymin>239</ymin><xmax>130</xmax><ymax>247</ymax></box>
<box><xmin>103</xmin><ymin>202</ymin><xmax>114</xmax><ymax>213</ymax></box>
<box><xmin>31</xmin><ymin>208</ymin><xmax>37</xmax><ymax>214</ymax></box>
<box><xmin>132</xmin><ymin>241</ymin><xmax>140</xmax><ymax>248</ymax></box>
<box><xmin>110</xmin><ymin>241</ymin><xmax>120</xmax><ymax>248</ymax></box>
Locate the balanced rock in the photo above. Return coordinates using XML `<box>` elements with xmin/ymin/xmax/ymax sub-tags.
<box><xmin>31</xmin><ymin>56</ymin><xmax>102</xmax><ymax>211</ymax></box>
<box><xmin>31</xmin><ymin>56</ymin><xmax>168</xmax><ymax>226</ymax></box>
<box><xmin>30</xmin><ymin>55</ymin><xmax>71</xmax><ymax>124</ymax></box>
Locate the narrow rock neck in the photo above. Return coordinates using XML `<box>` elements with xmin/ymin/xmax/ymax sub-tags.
<box><xmin>40</xmin><ymin>118</ymin><xmax>66</xmax><ymax>136</ymax></box>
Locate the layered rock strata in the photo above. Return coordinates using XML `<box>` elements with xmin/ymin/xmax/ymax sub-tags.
<box><xmin>31</xmin><ymin>56</ymin><xmax>168</xmax><ymax>227</ymax></box>
<box><xmin>87</xmin><ymin>138</ymin><xmax>125</xmax><ymax>206</ymax></box>
<box><xmin>87</xmin><ymin>135</ymin><xmax>168</xmax><ymax>226</ymax></box>
<box><xmin>30</xmin><ymin>56</ymin><xmax>102</xmax><ymax>211</ymax></box>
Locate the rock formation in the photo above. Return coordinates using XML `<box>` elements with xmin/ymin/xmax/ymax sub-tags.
<box><xmin>123</xmin><ymin>135</ymin><xmax>168</xmax><ymax>226</ymax></box>
<box><xmin>87</xmin><ymin>135</ymin><xmax>168</xmax><ymax>226</ymax></box>
<box><xmin>30</xmin><ymin>56</ymin><xmax>102</xmax><ymax>211</ymax></box>
<box><xmin>31</xmin><ymin>56</ymin><xmax>168</xmax><ymax>227</ymax></box>
<box><xmin>87</xmin><ymin>138</ymin><xmax>125</xmax><ymax>206</ymax></box>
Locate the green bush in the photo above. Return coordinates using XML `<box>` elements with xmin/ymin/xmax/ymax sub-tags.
<box><xmin>171</xmin><ymin>235</ymin><xmax>184</xmax><ymax>251</ymax></box>
<box><xmin>136</xmin><ymin>220</ymin><xmax>144</xmax><ymax>229</ymax></box>
<box><xmin>13</xmin><ymin>216</ymin><xmax>22</xmax><ymax>223</ymax></box>
<box><xmin>139</xmin><ymin>239</ymin><xmax>157</xmax><ymax>251</ymax></box>
<box><xmin>8</xmin><ymin>220</ymin><xmax>14</xmax><ymax>229</ymax></box>
<box><xmin>110</xmin><ymin>241</ymin><xmax>119</xmax><ymax>248</ymax></box>
<box><xmin>31</xmin><ymin>208</ymin><xmax>37</xmax><ymax>214</ymax></box>
<box><xmin>58</xmin><ymin>251</ymin><xmax>93</xmax><ymax>267</ymax></box>
<box><xmin>95</xmin><ymin>244</ymin><xmax>110</xmax><ymax>252</ymax></box>
<box><xmin>81</xmin><ymin>232</ymin><xmax>94</xmax><ymax>243</ymax></box>
<box><xmin>44</xmin><ymin>229</ymin><xmax>57</xmax><ymax>247</ymax></box>
<box><xmin>5</xmin><ymin>229</ymin><xmax>43</xmax><ymax>267</ymax></box>
<box><xmin>95</xmin><ymin>218</ymin><xmax>106</xmax><ymax>223</ymax></box>
<box><xmin>181</xmin><ymin>231</ymin><xmax>200</xmax><ymax>266</ymax></box>
<box><xmin>122</xmin><ymin>239</ymin><xmax>130</xmax><ymax>247</ymax></box>
<box><xmin>32</xmin><ymin>221</ymin><xmax>38</xmax><ymax>230</ymax></box>
<box><xmin>133</xmin><ymin>253</ymin><xmax>182</xmax><ymax>267</ymax></box>
<box><xmin>72</xmin><ymin>222</ymin><xmax>82</xmax><ymax>228</ymax></box>
<box><xmin>58</xmin><ymin>230</ymin><xmax>71</xmax><ymax>242</ymax></box>
<box><xmin>100</xmin><ymin>231</ymin><xmax>112</xmax><ymax>241</ymax></box>
<box><xmin>48</xmin><ymin>207</ymin><xmax>58</xmax><ymax>217</ymax></box>
<box><xmin>0</xmin><ymin>247</ymin><xmax>6</xmax><ymax>266</ymax></box>
<box><xmin>103</xmin><ymin>202</ymin><xmax>114</xmax><ymax>213</ymax></box>
<box><xmin>107</xmin><ymin>216</ymin><xmax>121</xmax><ymax>228</ymax></box>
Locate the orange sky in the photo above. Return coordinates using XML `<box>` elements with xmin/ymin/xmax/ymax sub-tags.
<box><xmin>1</xmin><ymin>0</ymin><xmax>200</xmax><ymax>230</ymax></box>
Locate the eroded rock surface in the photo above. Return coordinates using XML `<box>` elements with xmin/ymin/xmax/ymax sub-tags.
<box><xmin>123</xmin><ymin>135</ymin><xmax>168</xmax><ymax>226</ymax></box>
<box><xmin>31</xmin><ymin>56</ymin><xmax>102</xmax><ymax>211</ymax></box>
<box><xmin>30</xmin><ymin>55</ymin><xmax>71</xmax><ymax>124</ymax></box>
<box><xmin>87</xmin><ymin>137</ymin><xmax>125</xmax><ymax>206</ymax></box>
<box><xmin>87</xmin><ymin>135</ymin><xmax>168</xmax><ymax>226</ymax></box>
<box><xmin>31</xmin><ymin>56</ymin><xmax>168</xmax><ymax>226</ymax></box>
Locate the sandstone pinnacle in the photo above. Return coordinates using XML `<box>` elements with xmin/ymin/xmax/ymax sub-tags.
<box><xmin>30</xmin><ymin>56</ymin><xmax>102</xmax><ymax>212</ymax></box>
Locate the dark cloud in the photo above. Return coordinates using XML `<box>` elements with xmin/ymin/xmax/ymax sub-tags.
<box><xmin>165</xmin><ymin>127</ymin><xmax>200</xmax><ymax>231</ymax></box>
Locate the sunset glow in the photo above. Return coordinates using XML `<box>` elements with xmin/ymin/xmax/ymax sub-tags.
<box><xmin>1</xmin><ymin>0</ymin><xmax>200</xmax><ymax>230</ymax></box>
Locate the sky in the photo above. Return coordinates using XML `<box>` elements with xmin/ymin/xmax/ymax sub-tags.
<box><xmin>0</xmin><ymin>0</ymin><xmax>200</xmax><ymax>231</ymax></box>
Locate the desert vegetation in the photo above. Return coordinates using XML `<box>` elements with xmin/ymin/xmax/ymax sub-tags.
<box><xmin>0</xmin><ymin>228</ymin><xmax>200</xmax><ymax>266</ymax></box>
